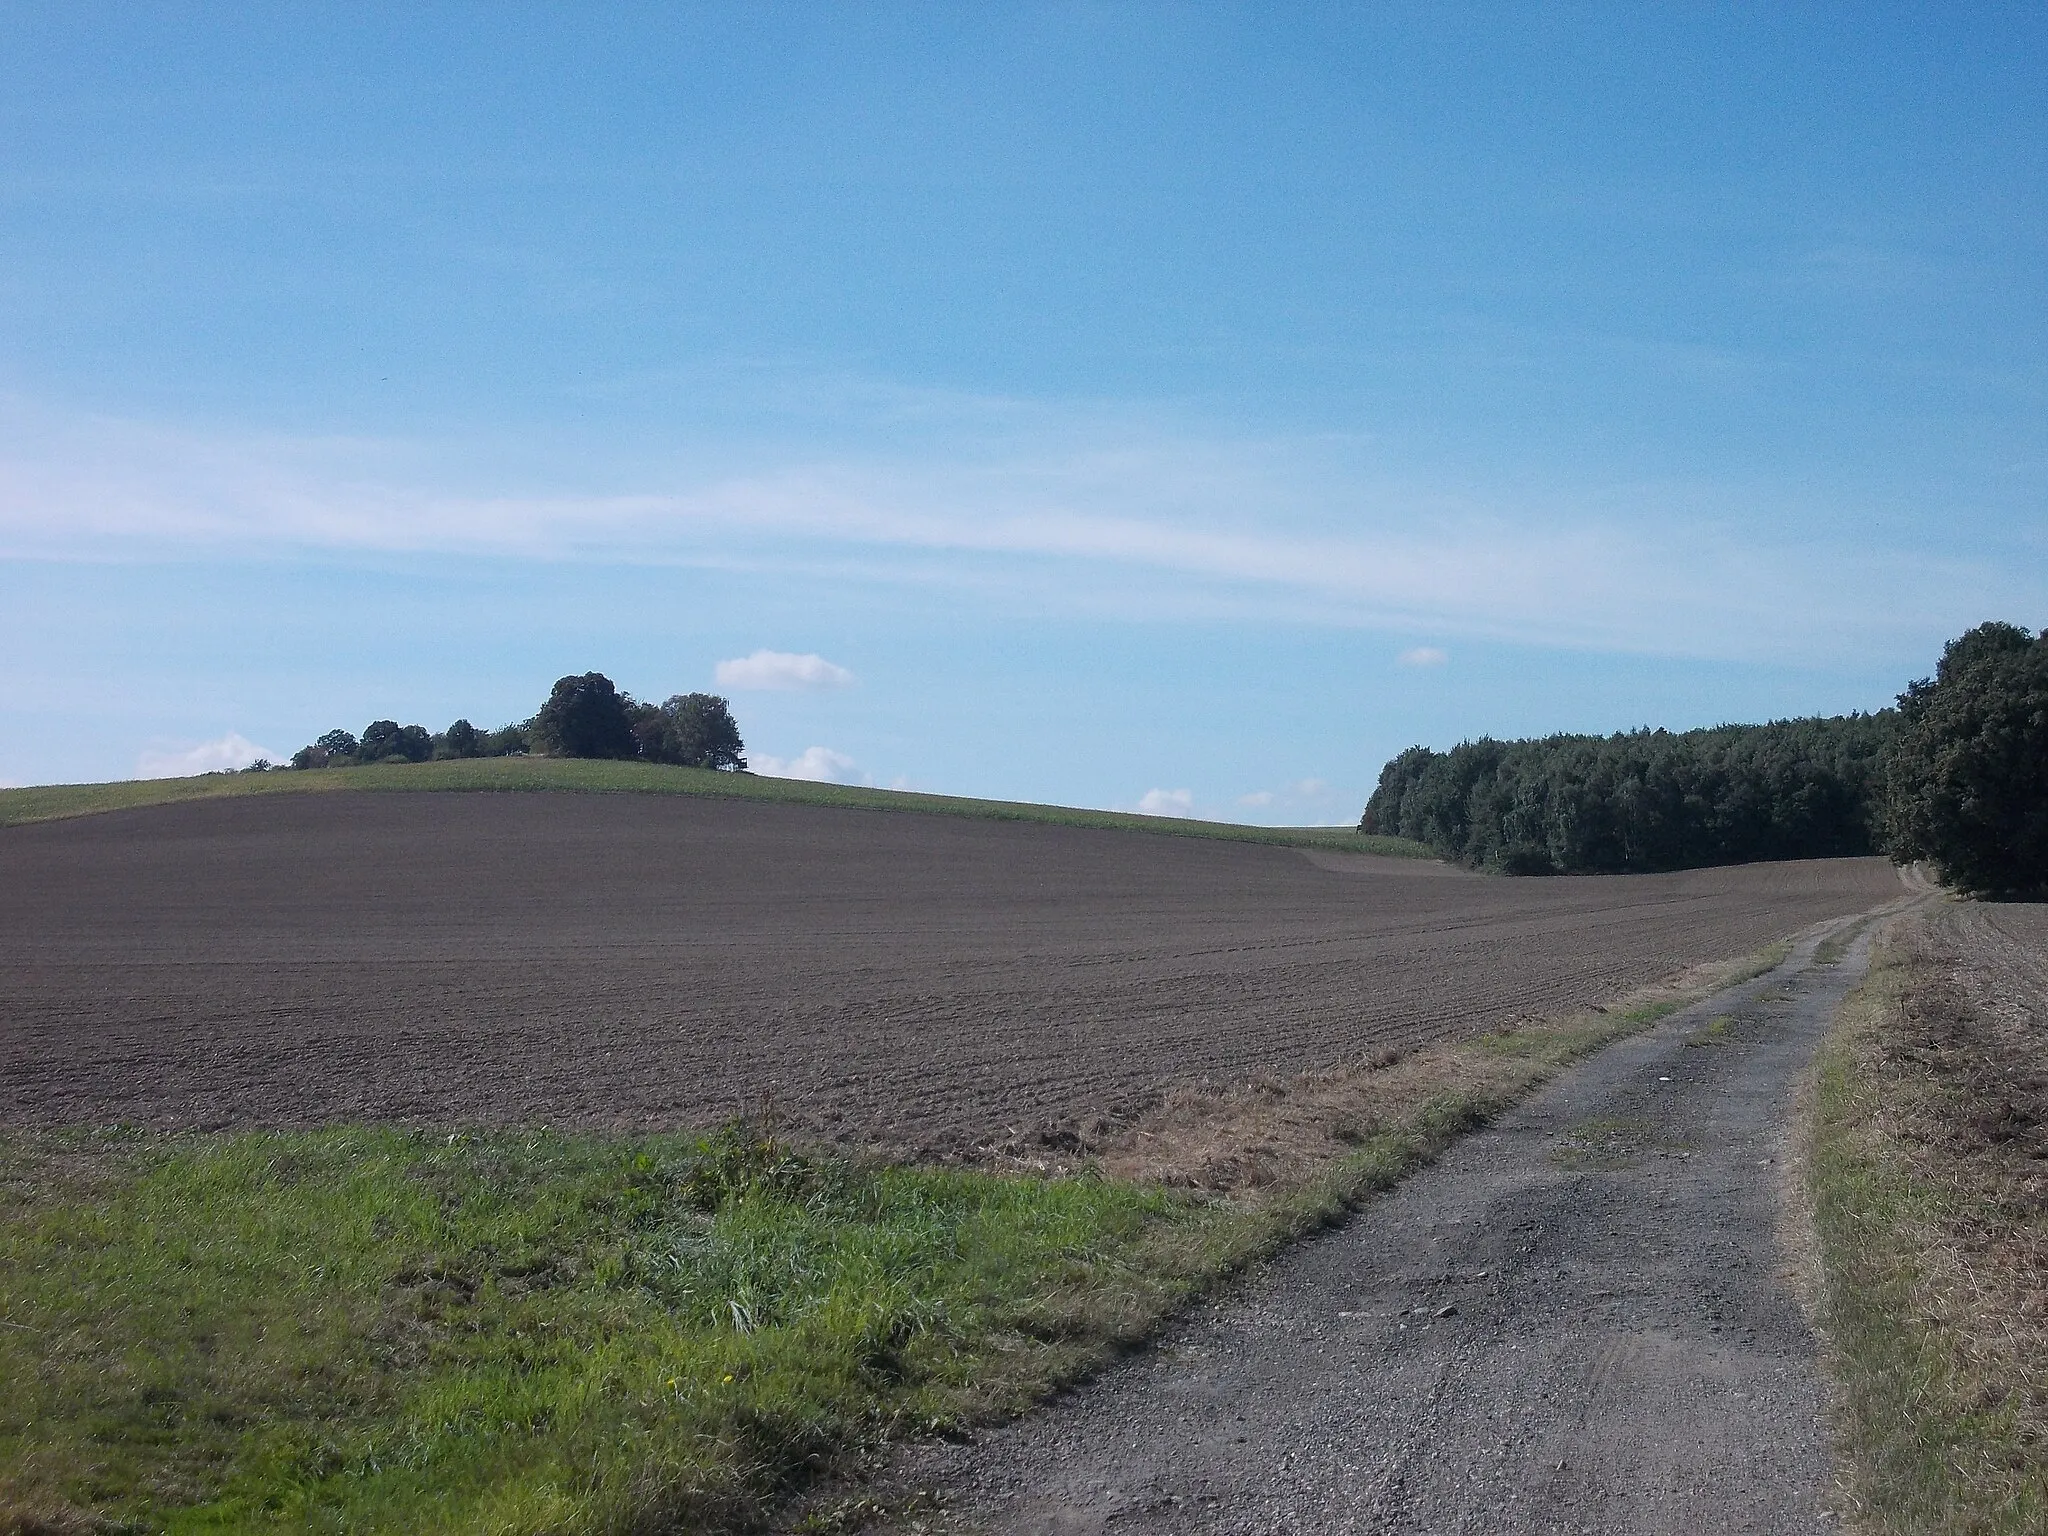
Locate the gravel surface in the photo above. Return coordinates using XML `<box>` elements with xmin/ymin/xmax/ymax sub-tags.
<box><xmin>857</xmin><ymin>911</ymin><xmax>1911</xmax><ymax>1535</ymax></box>
<box><xmin>0</xmin><ymin>792</ymin><xmax>1898</xmax><ymax>1147</ymax></box>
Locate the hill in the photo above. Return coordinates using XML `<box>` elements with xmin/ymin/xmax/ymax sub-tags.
<box><xmin>0</xmin><ymin>756</ymin><xmax>1430</xmax><ymax>858</ymax></box>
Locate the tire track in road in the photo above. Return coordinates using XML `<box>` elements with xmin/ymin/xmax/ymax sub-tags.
<box><xmin>872</xmin><ymin>901</ymin><xmax>1918</xmax><ymax>1535</ymax></box>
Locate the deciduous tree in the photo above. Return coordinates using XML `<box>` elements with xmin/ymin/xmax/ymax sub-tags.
<box><xmin>634</xmin><ymin>693</ymin><xmax>747</xmax><ymax>770</ymax></box>
<box><xmin>1884</xmin><ymin>622</ymin><xmax>2048</xmax><ymax>897</ymax></box>
<box><xmin>532</xmin><ymin>674</ymin><xmax>637</xmax><ymax>760</ymax></box>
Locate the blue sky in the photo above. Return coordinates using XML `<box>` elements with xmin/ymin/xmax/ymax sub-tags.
<box><xmin>2</xmin><ymin>4</ymin><xmax>2042</xmax><ymax>819</ymax></box>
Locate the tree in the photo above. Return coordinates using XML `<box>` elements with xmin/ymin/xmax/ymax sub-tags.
<box><xmin>315</xmin><ymin>729</ymin><xmax>359</xmax><ymax>759</ymax></box>
<box><xmin>440</xmin><ymin>718</ymin><xmax>480</xmax><ymax>759</ymax></box>
<box><xmin>1884</xmin><ymin>622</ymin><xmax>2048</xmax><ymax>898</ymax></box>
<box><xmin>533</xmin><ymin>673</ymin><xmax>638</xmax><ymax>759</ymax></box>
<box><xmin>358</xmin><ymin>720</ymin><xmax>432</xmax><ymax>764</ymax></box>
<box><xmin>633</xmin><ymin>693</ymin><xmax>747</xmax><ymax>770</ymax></box>
<box><xmin>480</xmin><ymin>722</ymin><xmax>530</xmax><ymax>757</ymax></box>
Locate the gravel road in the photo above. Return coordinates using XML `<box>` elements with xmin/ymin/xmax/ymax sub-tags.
<box><xmin>863</xmin><ymin>903</ymin><xmax>1913</xmax><ymax>1535</ymax></box>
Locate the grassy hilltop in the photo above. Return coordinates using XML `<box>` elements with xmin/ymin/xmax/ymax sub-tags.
<box><xmin>0</xmin><ymin>755</ymin><xmax>1433</xmax><ymax>858</ymax></box>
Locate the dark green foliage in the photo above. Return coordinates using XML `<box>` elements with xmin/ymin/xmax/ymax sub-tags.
<box><xmin>478</xmin><ymin>722</ymin><xmax>530</xmax><ymax>757</ymax></box>
<box><xmin>532</xmin><ymin>673</ymin><xmax>638</xmax><ymax>761</ymax></box>
<box><xmin>438</xmin><ymin>718</ymin><xmax>480</xmax><ymax>759</ymax></box>
<box><xmin>631</xmin><ymin>692</ymin><xmax>748</xmax><ymax>771</ymax></box>
<box><xmin>1883</xmin><ymin>622</ymin><xmax>2048</xmax><ymax>898</ymax></box>
<box><xmin>356</xmin><ymin>720</ymin><xmax>402</xmax><ymax>761</ymax></box>
<box><xmin>357</xmin><ymin>720</ymin><xmax>432</xmax><ymax>765</ymax></box>
<box><xmin>292</xmin><ymin>729</ymin><xmax>358</xmax><ymax>769</ymax></box>
<box><xmin>286</xmin><ymin>673</ymin><xmax>733</xmax><ymax>774</ymax></box>
<box><xmin>1361</xmin><ymin>715</ymin><xmax>1895</xmax><ymax>874</ymax></box>
<box><xmin>293</xmin><ymin>720</ymin><xmax>526</xmax><ymax>769</ymax></box>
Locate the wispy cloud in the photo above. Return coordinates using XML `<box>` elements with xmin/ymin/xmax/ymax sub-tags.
<box><xmin>137</xmin><ymin>731</ymin><xmax>279</xmax><ymax>779</ymax></box>
<box><xmin>714</xmin><ymin>650</ymin><xmax>856</xmax><ymax>691</ymax></box>
<box><xmin>753</xmin><ymin>745</ymin><xmax>859</xmax><ymax>783</ymax></box>
<box><xmin>1398</xmin><ymin>646</ymin><xmax>1449</xmax><ymax>667</ymax></box>
<box><xmin>1136</xmin><ymin>787</ymin><xmax>1196</xmax><ymax>817</ymax></box>
<box><xmin>1234</xmin><ymin>778</ymin><xmax>1341</xmax><ymax>820</ymax></box>
<box><xmin>0</xmin><ymin>393</ymin><xmax>2033</xmax><ymax>667</ymax></box>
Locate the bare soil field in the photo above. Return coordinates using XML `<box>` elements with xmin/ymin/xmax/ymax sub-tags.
<box><xmin>0</xmin><ymin>792</ymin><xmax>1902</xmax><ymax>1149</ymax></box>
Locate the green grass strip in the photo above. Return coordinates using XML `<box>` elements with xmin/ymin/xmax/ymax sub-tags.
<box><xmin>0</xmin><ymin>1117</ymin><xmax>1474</xmax><ymax>1535</ymax></box>
<box><xmin>0</xmin><ymin>1125</ymin><xmax>1207</xmax><ymax>1533</ymax></box>
<box><xmin>1806</xmin><ymin>942</ymin><xmax>2046</xmax><ymax>1535</ymax></box>
<box><xmin>0</xmin><ymin>758</ymin><xmax>1431</xmax><ymax>859</ymax></box>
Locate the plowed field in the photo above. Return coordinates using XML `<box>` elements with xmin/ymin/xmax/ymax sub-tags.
<box><xmin>0</xmin><ymin>792</ymin><xmax>1902</xmax><ymax>1150</ymax></box>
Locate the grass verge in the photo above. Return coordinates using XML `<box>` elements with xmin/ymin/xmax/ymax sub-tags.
<box><xmin>0</xmin><ymin>1125</ymin><xmax>1234</xmax><ymax>1534</ymax></box>
<box><xmin>0</xmin><ymin>943</ymin><xmax>1788</xmax><ymax>1535</ymax></box>
<box><xmin>1804</xmin><ymin>918</ymin><xmax>2047</xmax><ymax>1534</ymax></box>
<box><xmin>0</xmin><ymin>758</ymin><xmax>1431</xmax><ymax>860</ymax></box>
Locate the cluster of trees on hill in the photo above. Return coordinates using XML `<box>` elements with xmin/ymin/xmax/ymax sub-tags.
<box><xmin>1362</xmin><ymin>622</ymin><xmax>2047</xmax><ymax>895</ymax></box>
<box><xmin>288</xmin><ymin>718</ymin><xmax>529</xmax><ymax>769</ymax></box>
<box><xmin>287</xmin><ymin>672</ymin><xmax>747</xmax><ymax>773</ymax></box>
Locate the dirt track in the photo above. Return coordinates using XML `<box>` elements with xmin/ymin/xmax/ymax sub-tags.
<box><xmin>0</xmin><ymin>792</ymin><xmax>1901</xmax><ymax>1145</ymax></box>
<box><xmin>857</xmin><ymin>913</ymin><xmax>1911</xmax><ymax>1535</ymax></box>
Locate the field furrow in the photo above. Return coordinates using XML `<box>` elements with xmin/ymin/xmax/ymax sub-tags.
<box><xmin>0</xmin><ymin>791</ymin><xmax>1903</xmax><ymax>1149</ymax></box>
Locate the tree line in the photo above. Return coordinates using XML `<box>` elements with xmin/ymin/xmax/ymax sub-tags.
<box><xmin>1361</xmin><ymin>622</ymin><xmax>2048</xmax><ymax>897</ymax></box>
<box><xmin>286</xmin><ymin>672</ymin><xmax>747</xmax><ymax>773</ymax></box>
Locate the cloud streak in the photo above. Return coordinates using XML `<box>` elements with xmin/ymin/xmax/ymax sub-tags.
<box><xmin>715</xmin><ymin>650</ymin><xmax>856</xmax><ymax>691</ymax></box>
<box><xmin>753</xmin><ymin>745</ymin><xmax>859</xmax><ymax>783</ymax></box>
<box><xmin>0</xmin><ymin>394</ymin><xmax>2034</xmax><ymax>668</ymax></box>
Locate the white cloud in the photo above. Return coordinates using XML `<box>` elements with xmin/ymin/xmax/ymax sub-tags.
<box><xmin>1236</xmin><ymin>778</ymin><xmax>1339</xmax><ymax>816</ymax></box>
<box><xmin>1137</xmin><ymin>787</ymin><xmax>1195</xmax><ymax>817</ymax></box>
<box><xmin>753</xmin><ymin>746</ymin><xmax>859</xmax><ymax>783</ymax></box>
<box><xmin>1398</xmin><ymin>646</ymin><xmax>1449</xmax><ymax>667</ymax></box>
<box><xmin>714</xmin><ymin>649</ymin><xmax>856</xmax><ymax>691</ymax></box>
<box><xmin>0</xmin><ymin>392</ymin><xmax>2034</xmax><ymax>668</ymax></box>
<box><xmin>136</xmin><ymin>732</ymin><xmax>279</xmax><ymax>779</ymax></box>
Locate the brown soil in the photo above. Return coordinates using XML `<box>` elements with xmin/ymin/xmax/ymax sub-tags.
<box><xmin>1086</xmin><ymin>948</ymin><xmax>1785</xmax><ymax>1194</ymax></box>
<box><xmin>0</xmin><ymin>792</ymin><xmax>1901</xmax><ymax>1148</ymax></box>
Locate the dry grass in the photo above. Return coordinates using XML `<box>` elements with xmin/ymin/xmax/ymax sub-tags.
<box><xmin>1806</xmin><ymin>907</ymin><xmax>2048</xmax><ymax>1534</ymax></box>
<box><xmin>965</xmin><ymin>944</ymin><xmax>1792</xmax><ymax>1197</ymax></box>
